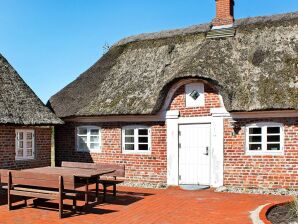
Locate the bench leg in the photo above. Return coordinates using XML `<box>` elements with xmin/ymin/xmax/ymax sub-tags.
<box><xmin>7</xmin><ymin>191</ymin><xmax>12</xmax><ymax>211</ymax></box>
<box><xmin>85</xmin><ymin>179</ymin><xmax>89</xmax><ymax>206</ymax></box>
<box><xmin>113</xmin><ymin>184</ymin><xmax>116</xmax><ymax>197</ymax></box>
<box><xmin>73</xmin><ymin>197</ymin><xmax>77</xmax><ymax>212</ymax></box>
<box><xmin>103</xmin><ymin>184</ymin><xmax>107</xmax><ymax>202</ymax></box>
<box><xmin>23</xmin><ymin>197</ymin><xmax>27</xmax><ymax>206</ymax></box>
<box><xmin>96</xmin><ymin>178</ymin><xmax>99</xmax><ymax>203</ymax></box>
<box><xmin>59</xmin><ymin>197</ymin><xmax>63</xmax><ymax>219</ymax></box>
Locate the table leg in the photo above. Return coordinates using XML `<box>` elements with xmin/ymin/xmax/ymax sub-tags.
<box><xmin>85</xmin><ymin>178</ymin><xmax>89</xmax><ymax>206</ymax></box>
<box><xmin>96</xmin><ymin>176</ymin><xmax>99</xmax><ymax>203</ymax></box>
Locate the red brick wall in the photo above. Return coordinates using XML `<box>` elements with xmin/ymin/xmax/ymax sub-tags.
<box><xmin>55</xmin><ymin>82</ymin><xmax>221</xmax><ymax>184</ymax></box>
<box><xmin>168</xmin><ymin>83</ymin><xmax>221</xmax><ymax>117</ymax></box>
<box><xmin>0</xmin><ymin>125</ymin><xmax>52</xmax><ymax>169</ymax></box>
<box><xmin>55</xmin><ymin>122</ymin><xmax>167</xmax><ymax>183</ymax></box>
<box><xmin>224</xmin><ymin>118</ymin><xmax>298</xmax><ymax>189</ymax></box>
<box><xmin>212</xmin><ymin>0</ymin><xmax>234</xmax><ymax>26</ymax></box>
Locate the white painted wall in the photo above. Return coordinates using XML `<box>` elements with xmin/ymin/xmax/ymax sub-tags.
<box><xmin>185</xmin><ymin>83</ymin><xmax>205</xmax><ymax>107</ymax></box>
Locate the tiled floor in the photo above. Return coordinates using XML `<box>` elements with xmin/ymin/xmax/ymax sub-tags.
<box><xmin>0</xmin><ymin>186</ymin><xmax>291</xmax><ymax>224</ymax></box>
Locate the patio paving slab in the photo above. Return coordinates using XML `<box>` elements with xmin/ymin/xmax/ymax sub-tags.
<box><xmin>0</xmin><ymin>185</ymin><xmax>291</xmax><ymax>224</ymax></box>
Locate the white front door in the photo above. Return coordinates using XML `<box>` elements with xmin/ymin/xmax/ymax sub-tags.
<box><xmin>178</xmin><ymin>123</ymin><xmax>211</xmax><ymax>185</ymax></box>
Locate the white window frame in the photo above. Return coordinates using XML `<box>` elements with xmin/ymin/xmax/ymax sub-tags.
<box><xmin>122</xmin><ymin>125</ymin><xmax>152</xmax><ymax>154</ymax></box>
<box><xmin>76</xmin><ymin>126</ymin><xmax>101</xmax><ymax>153</ymax></box>
<box><xmin>245</xmin><ymin>122</ymin><xmax>284</xmax><ymax>156</ymax></box>
<box><xmin>15</xmin><ymin>129</ymin><xmax>35</xmax><ymax>160</ymax></box>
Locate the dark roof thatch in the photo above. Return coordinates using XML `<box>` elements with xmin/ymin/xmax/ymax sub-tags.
<box><xmin>0</xmin><ymin>54</ymin><xmax>63</xmax><ymax>125</ymax></box>
<box><xmin>49</xmin><ymin>11</ymin><xmax>298</xmax><ymax>118</ymax></box>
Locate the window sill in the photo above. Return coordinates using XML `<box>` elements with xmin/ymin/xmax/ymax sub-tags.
<box><xmin>15</xmin><ymin>157</ymin><xmax>35</xmax><ymax>161</ymax></box>
<box><xmin>76</xmin><ymin>150</ymin><xmax>101</xmax><ymax>154</ymax></box>
<box><xmin>122</xmin><ymin>150</ymin><xmax>151</xmax><ymax>155</ymax></box>
<box><xmin>245</xmin><ymin>151</ymin><xmax>284</xmax><ymax>156</ymax></box>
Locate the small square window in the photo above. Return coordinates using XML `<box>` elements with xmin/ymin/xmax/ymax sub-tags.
<box><xmin>189</xmin><ymin>90</ymin><xmax>200</xmax><ymax>100</ymax></box>
<box><xmin>185</xmin><ymin>83</ymin><xmax>204</xmax><ymax>107</ymax></box>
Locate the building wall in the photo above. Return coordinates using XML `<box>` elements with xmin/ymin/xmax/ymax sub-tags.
<box><xmin>224</xmin><ymin>117</ymin><xmax>298</xmax><ymax>189</ymax></box>
<box><xmin>55</xmin><ymin>80</ymin><xmax>298</xmax><ymax>189</ymax></box>
<box><xmin>168</xmin><ymin>83</ymin><xmax>221</xmax><ymax>117</ymax></box>
<box><xmin>55</xmin><ymin>122</ymin><xmax>167</xmax><ymax>184</ymax></box>
<box><xmin>0</xmin><ymin>125</ymin><xmax>52</xmax><ymax>169</ymax></box>
<box><xmin>55</xmin><ymin>82</ymin><xmax>221</xmax><ymax>184</ymax></box>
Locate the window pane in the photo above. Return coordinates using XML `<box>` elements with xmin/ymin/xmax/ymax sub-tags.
<box><xmin>79</xmin><ymin>142</ymin><xmax>88</xmax><ymax>150</ymax></box>
<box><xmin>17</xmin><ymin>141</ymin><xmax>23</xmax><ymax>149</ymax></box>
<box><xmin>267</xmin><ymin>135</ymin><xmax>280</xmax><ymax>142</ymax></box>
<box><xmin>90</xmin><ymin>136</ymin><xmax>99</xmax><ymax>142</ymax></box>
<box><xmin>139</xmin><ymin>137</ymin><xmax>148</xmax><ymax>143</ymax></box>
<box><xmin>125</xmin><ymin>129</ymin><xmax>134</xmax><ymax>135</ymax></box>
<box><xmin>139</xmin><ymin>144</ymin><xmax>149</xmax><ymax>151</ymax></box>
<box><xmin>26</xmin><ymin>132</ymin><xmax>33</xmax><ymax>140</ymax></box>
<box><xmin>26</xmin><ymin>148</ymin><xmax>33</xmax><ymax>157</ymax></box>
<box><xmin>78</xmin><ymin>128</ymin><xmax>87</xmax><ymax>135</ymax></box>
<box><xmin>90</xmin><ymin>129</ymin><xmax>99</xmax><ymax>135</ymax></box>
<box><xmin>267</xmin><ymin>127</ymin><xmax>280</xmax><ymax>134</ymax></box>
<box><xmin>78</xmin><ymin>136</ymin><xmax>88</xmax><ymax>150</ymax></box>
<box><xmin>26</xmin><ymin>141</ymin><xmax>32</xmax><ymax>148</ymax></box>
<box><xmin>125</xmin><ymin>137</ymin><xmax>134</xmax><ymax>143</ymax></box>
<box><xmin>249</xmin><ymin>144</ymin><xmax>262</xmax><ymax>151</ymax></box>
<box><xmin>138</xmin><ymin>129</ymin><xmax>148</xmax><ymax>135</ymax></box>
<box><xmin>267</xmin><ymin>144</ymin><xmax>280</xmax><ymax>151</ymax></box>
<box><xmin>249</xmin><ymin>136</ymin><xmax>261</xmax><ymax>142</ymax></box>
<box><xmin>17</xmin><ymin>149</ymin><xmax>23</xmax><ymax>157</ymax></box>
<box><xmin>78</xmin><ymin>136</ymin><xmax>87</xmax><ymax>143</ymax></box>
<box><xmin>249</xmin><ymin>128</ymin><xmax>261</xmax><ymax>134</ymax></box>
<box><xmin>125</xmin><ymin>144</ymin><xmax>134</xmax><ymax>150</ymax></box>
<box><xmin>90</xmin><ymin>143</ymin><xmax>99</xmax><ymax>150</ymax></box>
<box><xmin>17</xmin><ymin>132</ymin><xmax>23</xmax><ymax>140</ymax></box>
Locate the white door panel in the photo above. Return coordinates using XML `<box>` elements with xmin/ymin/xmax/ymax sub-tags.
<box><xmin>179</xmin><ymin>124</ymin><xmax>211</xmax><ymax>185</ymax></box>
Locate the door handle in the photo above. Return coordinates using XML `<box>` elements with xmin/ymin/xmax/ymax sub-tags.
<box><xmin>204</xmin><ymin>147</ymin><xmax>209</xmax><ymax>155</ymax></box>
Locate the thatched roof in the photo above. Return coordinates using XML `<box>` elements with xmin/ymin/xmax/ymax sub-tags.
<box><xmin>0</xmin><ymin>54</ymin><xmax>63</xmax><ymax>125</ymax></box>
<box><xmin>49</xmin><ymin>11</ymin><xmax>298</xmax><ymax>118</ymax></box>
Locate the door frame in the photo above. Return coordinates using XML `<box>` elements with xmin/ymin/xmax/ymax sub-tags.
<box><xmin>178</xmin><ymin>123</ymin><xmax>211</xmax><ymax>185</ymax></box>
<box><xmin>166</xmin><ymin>110</ymin><xmax>228</xmax><ymax>187</ymax></box>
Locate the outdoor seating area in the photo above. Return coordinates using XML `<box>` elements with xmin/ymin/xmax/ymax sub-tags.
<box><xmin>0</xmin><ymin>162</ymin><xmax>121</xmax><ymax>218</ymax></box>
<box><xmin>61</xmin><ymin>161</ymin><xmax>125</xmax><ymax>202</ymax></box>
<box><xmin>0</xmin><ymin>184</ymin><xmax>291</xmax><ymax>223</ymax></box>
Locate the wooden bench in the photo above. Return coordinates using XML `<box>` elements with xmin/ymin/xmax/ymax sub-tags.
<box><xmin>61</xmin><ymin>161</ymin><xmax>125</xmax><ymax>201</ymax></box>
<box><xmin>0</xmin><ymin>169</ymin><xmax>77</xmax><ymax>219</ymax></box>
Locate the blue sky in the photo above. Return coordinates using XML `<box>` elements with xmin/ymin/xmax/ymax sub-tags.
<box><xmin>1</xmin><ymin>0</ymin><xmax>298</xmax><ymax>103</ymax></box>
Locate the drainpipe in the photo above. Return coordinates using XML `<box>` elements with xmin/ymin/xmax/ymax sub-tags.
<box><xmin>51</xmin><ymin>126</ymin><xmax>55</xmax><ymax>167</ymax></box>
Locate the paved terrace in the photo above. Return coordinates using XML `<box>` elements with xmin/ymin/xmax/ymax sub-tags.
<box><xmin>0</xmin><ymin>186</ymin><xmax>291</xmax><ymax>224</ymax></box>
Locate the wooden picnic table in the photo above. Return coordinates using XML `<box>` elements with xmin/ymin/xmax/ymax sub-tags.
<box><xmin>24</xmin><ymin>166</ymin><xmax>115</xmax><ymax>206</ymax></box>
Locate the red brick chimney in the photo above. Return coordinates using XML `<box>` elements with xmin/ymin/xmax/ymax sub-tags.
<box><xmin>212</xmin><ymin>0</ymin><xmax>234</xmax><ymax>28</ymax></box>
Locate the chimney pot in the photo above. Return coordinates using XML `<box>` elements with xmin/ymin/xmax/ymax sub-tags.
<box><xmin>212</xmin><ymin>0</ymin><xmax>234</xmax><ymax>28</ymax></box>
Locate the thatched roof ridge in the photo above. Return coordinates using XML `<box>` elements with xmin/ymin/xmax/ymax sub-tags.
<box><xmin>49</xmin><ymin>11</ymin><xmax>298</xmax><ymax>118</ymax></box>
<box><xmin>0</xmin><ymin>54</ymin><xmax>63</xmax><ymax>125</ymax></box>
<box><xmin>116</xmin><ymin>11</ymin><xmax>298</xmax><ymax>46</ymax></box>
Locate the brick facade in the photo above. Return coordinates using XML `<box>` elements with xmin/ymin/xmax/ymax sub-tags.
<box><xmin>212</xmin><ymin>0</ymin><xmax>234</xmax><ymax>26</ymax></box>
<box><xmin>55</xmin><ymin>81</ymin><xmax>298</xmax><ymax>189</ymax></box>
<box><xmin>168</xmin><ymin>83</ymin><xmax>221</xmax><ymax>117</ymax></box>
<box><xmin>55</xmin><ymin>82</ymin><xmax>219</xmax><ymax>184</ymax></box>
<box><xmin>0</xmin><ymin>125</ymin><xmax>52</xmax><ymax>169</ymax></box>
<box><xmin>55</xmin><ymin>122</ymin><xmax>167</xmax><ymax>184</ymax></box>
<box><xmin>224</xmin><ymin>118</ymin><xmax>298</xmax><ymax>189</ymax></box>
